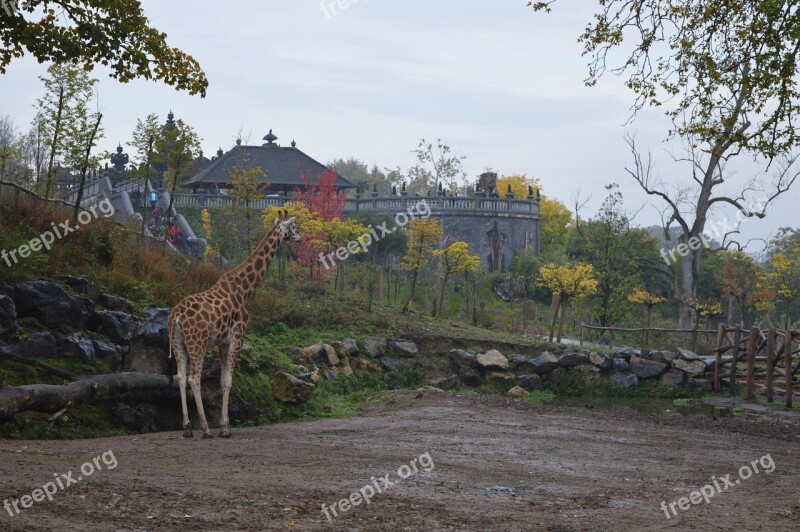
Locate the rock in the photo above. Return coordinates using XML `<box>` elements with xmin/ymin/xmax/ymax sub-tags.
<box><xmin>89</xmin><ymin>310</ymin><xmax>141</xmax><ymax>345</ymax></box>
<box><xmin>324</xmin><ymin>368</ymin><xmax>338</xmax><ymax>381</ymax></box>
<box><xmin>589</xmin><ymin>352</ymin><xmax>613</xmax><ymax>370</ymax></box>
<box><xmin>340</xmin><ymin>364</ymin><xmax>354</xmax><ymax>377</ymax></box>
<box><xmin>416</xmin><ymin>385</ymin><xmax>446</xmax><ymax>394</ymax></box>
<box><xmin>611</xmin><ymin>372</ymin><xmax>639</xmax><ymax>389</ymax></box>
<box><xmin>98</xmin><ymin>293</ymin><xmax>135</xmax><ymax>313</ymax></box>
<box><xmin>388</xmin><ymin>340</ymin><xmax>418</xmax><ymax>358</ymax></box>
<box><xmin>685</xmin><ymin>378</ymin><xmax>712</xmax><ymax>392</ymax></box>
<box><xmin>55</xmin><ymin>332</ymin><xmax>96</xmax><ymax>363</ymax></box>
<box><xmin>672</xmin><ymin>358</ymin><xmax>707</xmax><ymax>377</ymax></box>
<box><xmin>363</xmin><ymin>336</ymin><xmax>387</xmax><ymax>357</ymax></box>
<box><xmin>350</xmin><ymin>357</ymin><xmax>381</xmax><ymax>372</ymax></box>
<box><xmin>547</xmin><ymin>367</ymin><xmax>567</xmax><ymax>383</ymax></box>
<box><xmin>485</xmin><ymin>371</ymin><xmax>515</xmax><ymax>385</ymax></box>
<box><xmin>271</xmin><ymin>371</ymin><xmax>315</xmax><ymax>405</ymax></box>
<box><xmin>509</xmin><ymin>355</ymin><xmax>529</xmax><ymax>368</ymax></box>
<box><xmin>328</xmin><ymin>341</ymin><xmax>348</xmax><ymax>358</ymax></box>
<box><xmin>677</xmin><ymin>348</ymin><xmax>702</xmax><ymax>361</ymax></box>
<box><xmin>612</xmin><ymin>358</ymin><xmax>630</xmax><ymax>372</ymax></box>
<box><xmin>321</xmin><ymin>344</ymin><xmax>339</xmax><ymax>366</ymax></box>
<box><xmin>516</xmin><ymin>374</ymin><xmax>542</xmax><ymax>391</ymax></box>
<box><xmin>461</xmin><ymin>371</ymin><xmax>483</xmax><ymax>387</ymax></box>
<box><xmin>341</xmin><ymin>338</ymin><xmax>359</xmax><ymax>355</ymax></box>
<box><xmin>12</xmin><ymin>332</ymin><xmax>57</xmax><ymax>358</ymax></box>
<box><xmin>0</xmin><ymin>295</ymin><xmax>18</xmax><ymax>338</ymax></box>
<box><xmin>613</xmin><ymin>347</ymin><xmax>636</xmax><ymax>360</ymax></box>
<box><xmin>528</xmin><ymin>351</ymin><xmax>559</xmax><ymax>374</ymax></box>
<box><xmin>309</xmin><ymin>370</ymin><xmax>322</xmax><ymax>384</ymax></box>
<box><xmin>124</xmin><ymin>308</ymin><xmax>170</xmax><ymax>374</ymax></box>
<box><xmin>450</xmin><ymin>349</ymin><xmax>477</xmax><ymax>367</ymax></box>
<box><xmin>630</xmin><ymin>355</ymin><xmax>669</xmax><ymax>379</ymax></box>
<box><xmin>429</xmin><ymin>374</ymin><xmax>459</xmax><ymax>388</ymax></box>
<box><xmin>57</xmin><ymin>275</ymin><xmax>101</xmax><ymax>302</ymax></box>
<box><xmin>638</xmin><ymin>351</ymin><xmax>670</xmax><ymax>364</ymax></box>
<box><xmin>93</xmin><ymin>339</ymin><xmax>124</xmax><ymax>368</ymax></box>
<box><xmin>507</xmin><ymin>386</ymin><xmax>530</xmax><ymax>398</ymax></box>
<box><xmin>380</xmin><ymin>356</ymin><xmax>415</xmax><ymax>372</ymax></box>
<box><xmin>559</xmin><ymin>352</ymin><xmax>590</xmax><ymax>367</ymax></box>
<box><xmin>660</xmin><ymin>370</ymin><xmax>687</xmax><ymax>388</ymax></box>
<box><xmin>660</xmin><ymin>351</ymin><xmax>677</xmax><ymax>363</ymax></box>
<box><xmin>300</xmin><ymin>343</ymin><xmax>324</xmax><ymax>360</ymax></box>
<box><xmin>576</xmin><ymin>365</ymin><xmax>602</xmax><ymax>384</ymax></box>
<box><xmin>477</xmin><ymin>350</ymin><xmax>509</xmax><ymax>371</ymax></box>
<box><xmin>8</xmin><ymin>280</ymin><xmax>94</xmax><ymax>329</ymax></box>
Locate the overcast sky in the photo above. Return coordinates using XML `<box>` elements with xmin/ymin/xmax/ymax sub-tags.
<box><xmin>1</xmin><ymin>0</ymin><xmax>797</xmax><ymax>253</ymax></box>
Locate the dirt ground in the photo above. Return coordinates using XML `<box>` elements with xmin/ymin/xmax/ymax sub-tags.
<box><xmin>0</xmin><ymin>392</ymin><xmax>798</xmax><ymax>531</ymax></box>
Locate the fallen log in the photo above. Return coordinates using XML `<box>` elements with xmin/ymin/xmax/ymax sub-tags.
<box><xmin>0</xmin><ymin>372</ymin><xmax>177</xmax><ymax>421</ymax></box>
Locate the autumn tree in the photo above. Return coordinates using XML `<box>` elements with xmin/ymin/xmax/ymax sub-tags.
<box><xmin>1</xmin><ymin>0</ymin><xmax>207</xmax><ymax>96</ymax></box>
<box><xmin>628</xmin><ymin>288</ymin><xmax>668</xmax><ymax>347</ymax></box>
<box><xmin>158</xmin><ymin>119</ymin><xmax>200</xmax><ymax>240</ymax></box>
<box><xmin>407</xmin><ymin>138</ymin><xmax>467</xmax><ymax>195</ymax></box>
<box><xmin>401</xmin><ymin>218</ymin><xmax>444</xmax><ymax>312</ymax></box>
<box><xmin>533</xmin><ymin>1</ymin><xmax>800</xmax><ymax>328</ymax></box>
<box><xmin>758</xmin><ymin>243</ymin><xmax>800</xmax><ymax>328</ymax></box>
<box><xmin>433</xmin><ymin>241</ymin><xmax>480</xmax><ymax>317</ymax></box>
<box><xmin>539</xmin><ymin>196</ymin><xmax>572</xmax><ymax>261</ymax></box>
<box><xmin>229</xmin><ymin>161</ymin><xmax>268</xmax><ymax>254</ymax></box>
<box><xmin>295</xmin><ymin>168</ymin><xmax>346</xmax><ymax>221</ymax></box>
<box><xmin>716</xmin><ymin>251</ymin><xmax>762</xmax><ymax>327</ymax></box>
<box><xmin>263</xmin><ymin>202</ymin><xmax>317</xmax><ymax>288</ymax></box>
<box><xmin>496</xmin><ymin>174</ymin><xmax>539</xmax><ymax>200</ymax></box>
<box><xmin>537</xmin><ymin>263</ymin><xmax>598</xmax><ymax>342</ymax></box>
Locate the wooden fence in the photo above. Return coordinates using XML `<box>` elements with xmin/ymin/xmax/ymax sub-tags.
<box><xmin>713</xmin><ymin>325</ymin><xmax>799</xmax><ymax>408</ymax></box>
<box><xmin>579</xmin><ymin>324</ymin><xmax>718</xmax><ymax>353</ymax></box>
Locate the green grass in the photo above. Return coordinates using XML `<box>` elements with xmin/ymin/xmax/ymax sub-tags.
<box><xmin>528</xmin><ymin>389</ymin><xmax>555</xmax><ymax>404</ymax></box>
<box><xmin>3</xmin><ymin>405</ymin><xmax>135</xmax><ymax>440</ymax></box>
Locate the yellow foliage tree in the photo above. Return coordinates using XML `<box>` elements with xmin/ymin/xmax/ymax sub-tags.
<box><xmin>229</xmin><ymin>162</ymin><xmax>268</xmax><ymax>253</ymax></box>
<box><xmin>537</xmin><ymin>263</ymin><xmax>598</xmax><ymax>342</ymax></box>
<box><xmin>496</xmin><ymin>174</ymin><xmax>540</xmax><ymax>199</ymax></box>
<box><xmin>757</xmin><ymin>247</ymin><xmax>800</xmax><ymax>327</ymax></box>
<box><xmin>401</xmin><ymin>218</ymin><xmax>444</xmax><ymax>312</ymax></box>
<box><xmin>433</xmin><ymin>241</ymin><xmax>480</xmax><ymax>317</ymax></box>
<box><xmin>539</xmin><ymin>196</ymin><xmax>573</xmax><ymax>260</ymax></box>
<box><xmin>200</xmin><ymin>209</ymin><xmax>219</xmax><ymax>265</ymax></box>
<box><xmin>628</xmin><ymin>288</ymin><xmax>668</xmax><ymax>347</ymax></box>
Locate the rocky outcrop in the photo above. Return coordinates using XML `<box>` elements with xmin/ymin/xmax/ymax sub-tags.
<box><xmin>0</xmin><ymin>295</ymin><xmax>18</xmax><ymax>339</ymax></box>
<box><xmin>271</xmin><ymin>372</ymin><xmax>315</xmax><ymax>405</ymax></box>
<box><xmin>629</xmin><ymin>355</ymin><xmax>669</xmax><ymax>379</ymax></box>
<box><xmin>389</xmin><ymin>340</ymin><xmax>419</xmax><ymax>358</ymax></box>
<box><xmin>477</xmin><ymin>350</ymin><xmax>509</xmax><ymax>371</ymax></box>
<box><xmin>124</xmin><ymin>309</ymin><xmax>170</xmax><ymax>375</ymax></box>
<box><xmin>517</xmin><ymin>374</ymin><xmax>542</xmax><ymax>391</ymax></box>
<box><xmin>7</xmin><ymin>280</ymin><xmax>94</xmax><ymax>329</ymax></box>
<box><xmin>528</xmin><ymin>351</ymin><xmax>559</xmax><ymax>374</ymax></box>
<box><xmin>363</xmin><ymin>336</ymin><xmax>387</xmax><ymax>357</ymax></box>
<box><xmin>89</xmin><ymin>310</ymin><xmax>141</xmax><ymax>345</ymax></box>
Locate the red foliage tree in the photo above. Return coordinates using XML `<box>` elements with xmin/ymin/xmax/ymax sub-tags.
<box><xmin>294</xmin><ymin>168</ymin><xmax>346</xmax><ymax>221</ymax></box>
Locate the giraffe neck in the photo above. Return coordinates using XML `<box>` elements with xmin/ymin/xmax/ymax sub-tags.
<box><xmin>221</xmin><ymin>227</ymin><xmax>283</xmax><ymax>303</ymax></box>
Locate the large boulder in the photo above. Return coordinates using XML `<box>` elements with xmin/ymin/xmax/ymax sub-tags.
<box><xmin>589</xmin><ymin>352</ymin><xmax>613</xmax><ymax>370</ymax></box>
<box><xmin>8</xmin><ymin>280</ymin><xmax>94</xmax><ymax>329</ymax></box>
<box><xmin>93</xmin><ymin>339</ymin><xmax>125</xmax><ymax>369</ymax></box>
<box><xmin>380</xmin><ymin>356</ymin><xmax>415</xmax><ymax>372</ymax></box>
<box><xmin>429</xmin><ymin>374</ymin><xmax>459</xmax><ymax>388</ymax></box>
<box><xmin>507</xmin><ymin>386</ymin><xmax>530</xmax><ymax>399</ymax></box>
<box><xmin>124</xmin><ymin>308</ymin><xmax>170</xmax><ymax>374</ymax></box>
<box><xmin>672</xmin><ymin>358</ymin><xmax>707</xmax><ymax>377</ymax></box>
<box><xmin>612</xmin><ymin>358</ymin><xmax>630</xmax><ymax>372</ymax></box>
<box><xmin>57</xmin><ymin>275</ymin><xmax>101</xmax><ymax>302</ymax></box>
<box><xmin>637</xmin><ymin>351</ymin><xmax>670</xmax><ymax>364</ymax></box>
<box><xmin>363</xmin><ymin>336</ymin><xmax>387</xmax><ymax>358</ymax></box>
<box><xmin>677</xmin><ymin>348</ymin><xmax>702</xmax><ymax>361</ymax></box>
<box><xmin>98</xmin><ymin>293</ymin><xmax>135</xmax><ymax>313</ymax></box>
<box><xmin>321</xmin><ymin>344</ymin><xmax>339</xmax><ymax>366</ymax></box>
<box><xmin>509</xmin><ymin>355</ymin><xmax>529</xmax><ymax>369</ymax></box>
<box><xmin>559</xmin><ymin>352</ymin><xmax>590</xmax><ymax>367</ymax></box>
<box><xmin>517</xmin><ymin>374</ymin><xmax>543</xmax><ymax>391</ymax></box>
<box><xmin>0</xmin><ymin>295</ymin><xmax>17</xmax><ymax>339</ymax></box>
<box><xmin>461</xmin><ymin>370</ymin><xmax>483</xmax><ymax>387</ymax></box>
<box><xmin>450</xmin><ymin>349</ymin><xmax>478</xmax><ymax>368</ymax></box>
<box><xmin>528</xmin><ymin>351</ymin><xmax>559</xmax><ymax>374</ymax></box>
<box><xmin>576</xmin><ymin>365</ymin><xmax>602</xmax><ymax>384</ymax></box>
<box><xmin>611</xmin><ymin>372</ymin><xmax>639</xmax><ymax>389</ymax></box>
<box><xmin>89</xmin><ymin>310</ymin><xmax>141</xmax><ymax>345</ymax></box>
<box><xmin>55</xmin><ymin>332</ymin><xmax>96</xmax><ymax>363</ymax></box>
<box><xmin>271</xmin><ymin>371</ymin><xmax>315</xmax><ymax>405</ymax></box>
<box><xmin>613</xmin><ymin>347</ymin><xmax>636</xmax><ymax>361</ymax></box>
<box><xmin>660</xmin><ymin>370</ymin><xmax>687</xmax><ymax>388</ymax></box>
<box><xmin>477</xmin><ymin>350</ymin><xmax>509</xmax><ymax>371</ymax></box>
<box><xmin>388</xmin><ymin>340</ymin><xmax>419</xmax><ymax>358</ymax></box>
<box><xmin>630</xmin><ymin>355</ymin><xmax>669</xmax><ymax>379</ymax></box>
<box><xmin>13</xmin><ymin>332</ymin><xmax>57</xmax><ymax>358</ymax></box>
<box><xmin>485</xmin><ymin>371</ymin><xmax>515</xmax><ymax>386</ymax></box>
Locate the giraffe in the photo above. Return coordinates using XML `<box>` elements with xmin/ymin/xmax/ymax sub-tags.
<box><xmin>167</xmin><ymin>210</ymin><xmax>301</xmax><ymax>438</ymax></box>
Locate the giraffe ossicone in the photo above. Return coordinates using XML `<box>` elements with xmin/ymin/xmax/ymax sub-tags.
<box><xmin>167</xmin><ymin>209</ymin><xmax>300</xmax><ymax>438</ymax></box>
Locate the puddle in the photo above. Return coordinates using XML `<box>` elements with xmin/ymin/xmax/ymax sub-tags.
<box><xmin>552</xmin><ymin>397</ymin><xmax>736</xmax><ymax>418</ymax></box>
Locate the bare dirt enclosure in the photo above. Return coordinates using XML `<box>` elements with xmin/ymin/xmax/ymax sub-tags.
<box><xmin>0</xmin><ymin>393</ymin><xmax>798</xmax><ymax>531</ymax></box>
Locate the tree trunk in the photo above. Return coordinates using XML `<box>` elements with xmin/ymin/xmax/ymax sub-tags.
<box><xmin>404</xmin><ymin>270</ymin><xmax>419</xmax><ymax>313</ymax></box>
<box><xmin>678</xmin><ymin>250</ymin><xmax>696</xmax><ymax>328</ymax></box>
<box><xmin>0</xmin><ymin>373</ymin><xmax>177</xmax><ymax>421</ymax></box>
<box><xmin>556</xmin><ymin>301</ymin><xmax>567</xmax><ymax>343</ymax></box>
<box><xmin>548</xmin><ymin>297</ymin><xmax>562</xmax><ymax>342</ymax></box>
<box><xmin>72</xmin><ymin>113</ymin><xmax>103</xmax><ymax>223</ymax></box>
<box><xmin>139</xmin><ymin>136</ymin><xmax>154</xmax><ymax>242</ymax></box>
<box><xmin>436</xmin><ymin>272</ymin><xmax>450</xmax><ymax>318</ymax></box>
<box><xmin>44</xmin><ymin>87</ymin><xmax>65</xmax><ymax>200</ymax></box>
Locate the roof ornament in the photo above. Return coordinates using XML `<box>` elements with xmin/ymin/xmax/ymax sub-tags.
<box><xmin>291</xmin><ymin>139</ymin><xmax>296</xmax><ymax>148</ymax></box>
<box><xmin>263</xmin><ymin>129</ymin><xmax>278</xmax><ymax>146</ymax></box>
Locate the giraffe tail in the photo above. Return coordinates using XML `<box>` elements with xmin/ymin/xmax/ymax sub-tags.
<box><xmin>166</xmin><ymin>317</ymin><xmax>178</xmax><ymax>385</ymax></box>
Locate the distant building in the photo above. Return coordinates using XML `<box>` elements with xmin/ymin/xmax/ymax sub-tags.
<box><xmin>184</xmin><ymin>129</ymin><xmax>354</xmax><ymax>195</ymax></box>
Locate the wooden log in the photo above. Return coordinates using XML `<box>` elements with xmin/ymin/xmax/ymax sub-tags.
<box><xmin>745</xmin><ymin>327</ymin><xmax>758</xmax><ymax>400</ymax></box>
<box><xmin>714</xmin><ymin>323</ymin><xmax>725</xmax><ymax>393</ymax></box>
<box><xmin>766</xmin><ymin>328</ymin><xmax>775</xmax><ymax>403</ymax></box>
<box><xmin>0</xmin><ymin>373</ymin><xmax>177</xmax><ymax>421</ymax></box>
<box><xmin>728</xmin><ymin>326</ymin><xmax>741</xmax><ymax>395</ymax></box>
<box><xmin>786</xmin><ymin>329</ymin><xmax>794</xmax><ymax>409</ymax></box>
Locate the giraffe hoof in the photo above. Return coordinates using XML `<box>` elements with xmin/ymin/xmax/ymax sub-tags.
<box><xmin>219</xmin><ymin>430</ymin><xmax>231</xmax><ymax>438</ymax></box>
<box><xmin>183</xmin><ymin>430</ymin><xmax>193</xmax><ymax>438</ymax></box>
<box><xmin>202</xmin><ymin>433</ymin><xmax>214</xmax><ymax>439</ymax></box>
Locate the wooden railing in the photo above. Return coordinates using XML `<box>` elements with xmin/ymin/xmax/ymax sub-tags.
<box><xmin>579</xmin><ymin>323</ymin><xmax>718</xmax><ymax>353</ymax></box>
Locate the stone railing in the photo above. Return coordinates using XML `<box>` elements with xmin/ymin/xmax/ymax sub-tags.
<box><xmin>173</xmin><ymin>193</ymin><xmax>540</xmax><ymax>217</ymax></box>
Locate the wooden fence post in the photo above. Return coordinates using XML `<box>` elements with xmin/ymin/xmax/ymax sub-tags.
<box><xmin>728</xmin><ymin>326</ymin><xmax>741</xmax><ymax>395</ymax></box>
<box><xmin>786</xmin><ymin>329</ymin><xmax>793</xmax><ymax>409</ymax></box>
<box><xmin>609</xmin><ymin>329</ymin><xmax>614</xmax><ymax>351</ymax></box>
<box><xmin>579</xmin><ymin>324</ymin><xmax>584</xmax><ymax>347</ymax></box>
<box><xmin>745</xmin><ymin>327</ymin><xmax>758</xmax><ymax>400</ymax></box>
<box><xmin>766</xmin><ymin>328</ymin><xmax>775</xmax><ymax>403</ymax></box>
<box><xmin>714</xmin><ymin>323</ymin><xmax>725</xmax><ymax>393</ymax></box>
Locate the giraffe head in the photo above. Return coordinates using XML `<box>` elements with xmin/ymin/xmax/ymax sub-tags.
<box><xmin>274</xmin><ymin>210</ymin><xmax>302</xmax><ymax>243</ymax></box>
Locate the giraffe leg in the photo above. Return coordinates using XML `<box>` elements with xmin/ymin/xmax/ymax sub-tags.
<box><xmin>187</xmin><ymin>342</ymin><xmax>212</xmax><ymax>439</ymax></box>
<box><xmin>219</xmin><ymin>319</ymin><xmax>247</xmax><ymax>438</ymax></box>
<box><xmin>171</xmin><ymin>319</ymin><xmax>193</xmax><ymax>437</ymax></box>
<box><xmin>218</xmin><ymin>341</ymin><xmax>232</xmax><ymax>438</ymax></box>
